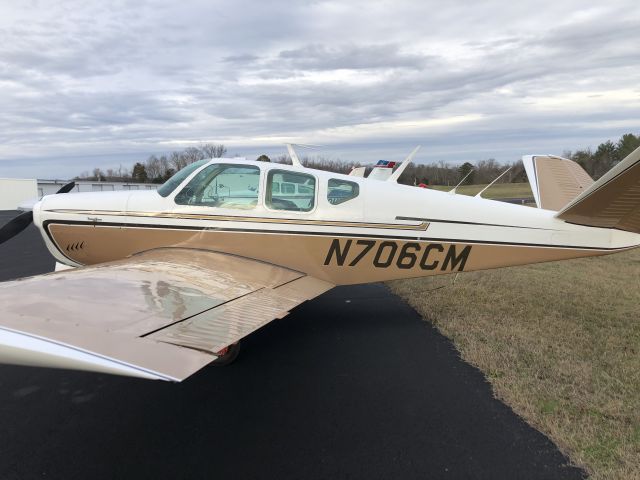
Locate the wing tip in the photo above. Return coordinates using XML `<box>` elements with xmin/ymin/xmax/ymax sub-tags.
<box><xmin>0</xmin><ymin>327</ymin><xmax>177</xmax><ymax>381</ymax></box>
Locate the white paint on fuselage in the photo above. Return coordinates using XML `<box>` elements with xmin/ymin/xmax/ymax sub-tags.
<box><xmin>34</xmin><ymin>157</ymin><xmax>640</xmax><ymax>269</ymax></box>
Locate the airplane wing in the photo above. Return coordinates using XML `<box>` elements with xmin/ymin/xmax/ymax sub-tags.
<box><xmin>0</xmin><ymin>249</ymin><xmax>333</xmax><ymax>381</ymax></box>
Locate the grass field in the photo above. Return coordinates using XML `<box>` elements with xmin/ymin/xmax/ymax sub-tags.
<box><xmin>429</xmin><ymin>182</ymin><xmax>533</xmax><ymax>199</ymax></box>
<box><xmin>388</xmin><ymin>249</ymin><xmax>640</xmax><ymax>479</ymax></box>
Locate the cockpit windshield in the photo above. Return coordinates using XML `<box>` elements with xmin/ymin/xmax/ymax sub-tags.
<box><xmin>175</xmin><ymin>163</ymin><xmax>261</xmax><ymax>209</ymax></box>
<box><xmin>157</xmin><ymin>159</ymin><xmax>209</xmax><ymax>197</ymax></box>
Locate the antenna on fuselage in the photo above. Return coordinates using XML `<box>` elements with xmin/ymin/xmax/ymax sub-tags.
<box><xmin>474</xmin><ymin>167</ymin><xmax>513</xmax><ymax>198</ymax></box>
<box><xmin>449</xmin><ymin>168</ymin><xmax>475</xmax><ymax>194</ymax></box>
<box><xmin>286</xmin><ymin>144</ymin><xmax>302</xmax><ymax>167</ymax></box>
<box><xmin>388</xmin><ymin>146</ymin><xmax>421</xmax><ymax>182</ymax></box>
<box><xmin>285</xmin><ymin>143</ymin><xmax>322</xmax><ymax>168</ymax></box>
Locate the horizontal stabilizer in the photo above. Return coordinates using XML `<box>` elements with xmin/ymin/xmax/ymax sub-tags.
<box><xmin>555</xmin><ymin>146</ymin><xmax>640</xmax><ymax>233</ymax></box>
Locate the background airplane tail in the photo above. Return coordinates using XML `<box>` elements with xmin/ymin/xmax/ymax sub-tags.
<box><xmin>523</xmin><ymin>155</ymin><xmax>594</xmax><ymax>211</ymax></box>
<box><xmin>554</xmin><ymin>146</ymin><xmax>640</xmax><ymax>234</ymax></box>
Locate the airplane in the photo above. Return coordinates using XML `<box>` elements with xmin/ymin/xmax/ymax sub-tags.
<box><xmin>0</xmin><ymin>144</ymin><xmax>638</xmax><ymax>381</ymax></box>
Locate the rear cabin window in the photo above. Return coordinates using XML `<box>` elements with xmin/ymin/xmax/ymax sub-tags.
<box><xmin>327</xmin><ymin>179</ymin><xmax>359</xmax><ymax>205</ymax></box>
<box><xmin>175</xmin><ymin>164</ymin><xmax>260</xmax><ymax>209</ymax></box>
<box><xmin>266</xmin><ymin>170</ymin><xmax>316</xmax><ymax>212</ymax></box>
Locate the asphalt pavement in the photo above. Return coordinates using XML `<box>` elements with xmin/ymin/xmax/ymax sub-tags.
<box><xmin>0</xmin><ymin>211</ymin><xmax>585</xmax><ymax>479</ymax></box>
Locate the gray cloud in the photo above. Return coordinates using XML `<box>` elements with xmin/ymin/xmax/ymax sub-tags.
<box><xmin>0</xmin><ymin>0</ymin><xmax>639</xmax><ymax>178</ymax></box>
<box><xmin>278</xmin><ymin>44</ymin><xmax>433</xmax><ymax>70</ymax></box>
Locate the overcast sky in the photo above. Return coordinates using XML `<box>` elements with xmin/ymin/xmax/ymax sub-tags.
<box><xmin>1</xmin><ymin>0</ymin><xmax>639</xmax><ymax>178</ymax></box>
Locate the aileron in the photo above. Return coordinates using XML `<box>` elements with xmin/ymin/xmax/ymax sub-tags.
<box><xmin>148</xmin><ymin>276</ymin><xmax>332</xmax><ymax>354</ymax></box>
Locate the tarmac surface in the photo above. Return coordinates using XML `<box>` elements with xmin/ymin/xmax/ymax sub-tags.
<box><xmin>0</xmin><ymin>211</ymin><xmax>586</xmax><ymax>479</ymax></box>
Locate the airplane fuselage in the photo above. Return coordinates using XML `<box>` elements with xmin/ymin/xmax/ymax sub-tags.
<box><xmin>33</xmin><ymin>159</ymin><xmax>640</xmax><ymax>285</ymax></box>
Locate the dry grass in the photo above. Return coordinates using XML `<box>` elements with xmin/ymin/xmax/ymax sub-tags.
<box><xmin>388</xmin><ymin>249</ymin><xmax>640</xmax><ymax>479</ymax></box>
<box><xmin>430</xmin><ymin>182</ymin><xmax>533</xmax><ymax>199</ymax></box>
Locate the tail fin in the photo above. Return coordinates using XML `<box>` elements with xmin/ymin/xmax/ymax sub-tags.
<box><xmin>555</xmin><ymin>146</ymin><xmax>640</xmax><ymax>234</ymax></box>
<box><xmin>523</xmin><ymin>155</ymin><xmax>594</xmax><ymax>210</ymax></box>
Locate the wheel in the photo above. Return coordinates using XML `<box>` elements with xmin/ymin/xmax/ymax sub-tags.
<box><xmin>212</xmin><ymin>341</ymin><xmax>241</xmax><ymax>366</ymax></box>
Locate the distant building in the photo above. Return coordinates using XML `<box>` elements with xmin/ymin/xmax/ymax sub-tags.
<box><xmin>37</xmin><ymin>179</ymin><xmax>159</xmax><ymax>197</ymax></box>
<box><xmin>0</xmin><ymin>178</ymin><xmax>38</xmax><ymax>210</ymax></box>
<box><xmin>0</xmin><ymin>178</ymin><xmax>159</xmax><ymax>210</ymax></box>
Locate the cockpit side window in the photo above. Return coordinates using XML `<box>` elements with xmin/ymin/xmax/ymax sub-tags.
<box><xmin>175</xmin><ymin>164</ymin><xmax>261</xmax><ymax>209</ymax></box>
<box><xmin>327</xmin><ymin>178</ymin><xmax>359</xmax><ymax>205</ymax></box>
<box><xmin>157</xmin><ymin>159</ymin><xmax>208</xmax><ymax>197</ymax></box>
<box><xmin>266</xmin><ymin>170</ymin><xmax>316</xmax><ymax>212</ymax></box>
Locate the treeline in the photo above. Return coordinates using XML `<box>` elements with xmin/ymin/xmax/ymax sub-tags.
<box><xmin>75</xmin><ymin>143</ymin><xmax>228</xmax><ymax>183</ymax></box>
<box><xmin>398</xmin><ymin>132</ymin><xmax>639</xmax><ymax>185</ymax></box>
<box><xmin>562</xmin><ymin>133</ymin><xmax>640</xmax><ymax>180</ymax></box>
<box><xmin>397</xmin><ymin>159</ymin><xmax>526</xmax><ymax>186</ymax></box>
<box><xmin>270</xmin><ymin>154</ymin><xmax>522</xmax><ymax>185</ymax></box>
<box><xmin>76</xmin><ymin>146</ymin><xmax>362</xmax><ymax>183</ymax></box>
<box><xmin>399</xmin><ymin>133</ymin><xmax>640</xmax><ymax>186</ymax></box>
<box><xmin>75</xmin><ymin>133</ymin><xmax>640</xmax><ymax>186</ymax></box>
<box><xmin>271</xmin><ymin>154</ymin><xmax>363</xmax><ymax>175</ymax></box>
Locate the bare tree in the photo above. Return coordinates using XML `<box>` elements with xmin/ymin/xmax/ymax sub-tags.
<box><xmin>182</xmin><ymin>147</ymin><xmax>205</xmax><ymax>164</ymax></box>
<box><xmin>92</xmin><ymin>168</ymin><xmax>105</xmax><ymax>181</ymax></box>
<box><xmin>273</xmin><ymin>154</ymin><xmax>291</xmax><ymax>164</ymax></box>
<box><xmin>170</xmin><ymin>151</ymin><xmax>187</xmax><ymax>171</ymax></box>
<box><xmin>158</xmin><ymin>155</ymin><xmax>170</xmax><ymax>180</ymax></box>
<box><xmin>199</xmin><ymin>143</ymin><xmax>227</xmax><ymax>158</ymax></box>
<box><xmin>145</xmin><ymin>155</ymin><xmax>162</xmax><ymax>181</ymax></box>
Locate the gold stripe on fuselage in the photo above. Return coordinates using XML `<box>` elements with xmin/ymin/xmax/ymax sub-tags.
<box><xmin>45</xmin><ymin>222</ymin><xmax>619</xmax><ymax>285</ymax></box>
<box><xmin>45</xmin><ymin>209</ymin><xmax>430</xmax><ymax>231</ymax></box>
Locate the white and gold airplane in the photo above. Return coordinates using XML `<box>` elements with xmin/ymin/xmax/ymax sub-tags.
<box><xmin>0</xmin><ymin>145</ymin><xmax>639</xmax><ymax>381</ymax></box>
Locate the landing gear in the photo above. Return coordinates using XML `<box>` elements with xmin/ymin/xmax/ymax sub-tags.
<box><xmin>212</xmin><ymin>341</ymin><xmax>241</xmax><ymax>366</ymax></box>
